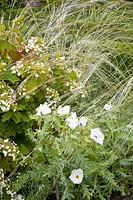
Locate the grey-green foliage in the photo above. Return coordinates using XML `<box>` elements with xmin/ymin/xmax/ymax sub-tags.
<box><xmin>10</xmin><ymin>110</ymin><xmax>132</xmax><ymax>200</ymax></box>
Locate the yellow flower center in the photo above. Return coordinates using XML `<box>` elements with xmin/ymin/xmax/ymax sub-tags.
<box><xmin>76</xmin><ymin>175</ymin><xmax>80</xmax><ymax>179</ymax></box>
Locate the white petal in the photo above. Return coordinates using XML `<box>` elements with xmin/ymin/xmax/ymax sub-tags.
<box><xmin>36</xmin><ymin>102</ymin><xmax>51</xmax><ymax>116</ymax></box>
<box><xmin>76</xmin><ymin>168</ymin><xmax>83</xmax><ymax>176</ymax></box>
<box><xmin>15</xmin><ymin>194</ymin><xmax>25</xmax><ymax>200</ymax></box>
<box><xmin>2</xmin><ymin>150</ymin><xmax>8</xmax><ymax>157</ymax></box>
<box><xmin>4</xmin><ymin>139</ymin><xmax>9</xmax><ymax>143</ymax></box>
<box><xmin>36</xmin><ymin>107</ymin><xmax>42</xmax><ymax>116</ymax></box>
<box><xmin>57</xmin><ymin>105</ymin><xmax>70</xmax><ymax>115</ymax></box>
<box><xmin>90</xmin><ymin>128</ymin><xmax>104</xmax><ymax>145</ymax></box>
<box><xmin>69</xmin><ymin>175</ymin><xmax>83</xmax><ymax>184</ymax></box>
<box><xmin>103</xmin><ymin>102</ymin><xmax>112</xmax><ymax>111</ymax></box>
<box><xmin>1</xmin><ymin>106</ymin><xmax>10</xmax><ymax>112</ymax></box>
<box><xmin>68</xmin><ymin>119</ymin><xmax>79</xmax><ymax>129</ymax></box>
<box><xmin>12</xmin><ymin>154</ymin><xmax>16</xmax><ymax>161</ymax></box>
<box><xmin>66</xmin><ymin>112</ymin><xmax>79</xmax><ymax>129</ymax></box>
<box><xmin>41</xmin><ymin>104</ymin><xmax>51</xmax><ymax>115</ymax></box>
<box><xmin>69</xmin><ymin>169</ymin><xmax>83</xmax><ymax>184</ymax></box>
<box><xmin>79</xmin><ymin>116</ymin><xmax>87</xmax><ymax>126</ymax></box>
<box><xmin>66</xmin><ymin>112</ymin><xmax>77</xmax><ymax>122</ymax></box>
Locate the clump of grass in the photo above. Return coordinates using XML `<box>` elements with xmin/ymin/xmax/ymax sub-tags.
<box><xmin>8</xmin><ymin>0</ymin><xmax>132</xmax><ymax>106</ymax></box>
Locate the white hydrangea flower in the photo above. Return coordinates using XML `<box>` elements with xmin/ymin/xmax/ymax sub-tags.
<box><xmin>69</xmin><ymin>169</ymin><xmax>83</xmax><ymax>184</ymax></box>
<box><xmin>4</xmin><ymin>139</ymin><xmax>9</xmax><ymax>143</ymax></box>
<box><xmin>0</xmin><ymin>181</ymin><xmax>6</xmax><ymax>195</ymax></box>
<box><xmin>57</xmin><ymin>105</ymin><xmax>70</xmax><ymax>115</ymax></box>
<box><xmin>103</xmin><ymin>102</ymin><xmax>112</xmax><ymax>111</ymax></box>
<box><xmin>1</xmin><ymin>106</ymin><xmax>10</xmax><ymax>112</ymax></box>
<box><xmin>12</xmin><ymin>154</ymin><xmax>16</xmax><ymax>161</ymax></box>
<box><xmin>79</xmin><ymin>116</ymin><xmax>87</xmax><ymax>127</ymax></box>
<box><xmin>90</xmin><ymin>128</ymin><xmax>104</xmax><ymax>145</ymax></box>
<box><xmin>36</xmin><ymin>102</ymin><xmax>51</xmax><ymax>116</ymax></box>
<box><xmin>2</xmin><ymin>150</ymin><xmax>8</xmax><ymax>157</ymax></box>
<box><xmin>66</xmin><ymin>112</ymin><xmax>79</xmax><ymax>129</ymax></box>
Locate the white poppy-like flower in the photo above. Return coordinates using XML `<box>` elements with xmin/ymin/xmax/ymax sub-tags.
<box><xmin>15</xmin><ymin>194</ymin><xmax>25</xmax><ymax>200</ymax></box>
<box><xmin>103</xmin><ymin>102</ymin><xmax>112</xmax><ymax>111</ymax></box>
<box><xmin>66</xmin><ymin>112</ymin><xmax>79</xmax><ymax>129</ymax></box>
<box><xmin>57</xmin><ymin>105</ymin><xmax>70</xmax><ymax>115</ymax></box>
<box><xmin>69</xmin><ymin>169</ymin><xmax>83</xmax><ymax>184</ymax></box>
<box><xmin>90</xmin><ymin>128</ymin><xmax>104</xmax><ymax>145</ymax></box>
<box><xmin>79</xmin><ymin>116</ymin><xmax>87</xmax><ymax>127</ymax></box>
<box><xmin>36</xmin><ymin>102</ymin><xmax>51</xmax><ymax>116</ymax></box>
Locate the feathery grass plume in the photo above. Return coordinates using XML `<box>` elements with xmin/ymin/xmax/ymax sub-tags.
<box><xmin>6</xmin><ymin>1</ymin><xmax>131</xmax><ymax>101</ymax></box>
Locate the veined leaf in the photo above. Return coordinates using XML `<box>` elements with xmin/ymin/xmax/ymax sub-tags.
<box><xmin>3</xmin><ymin>70</ymin><xmax>19</xmax><ymax>84</ymax></box>
<box><xmin>0</xmin><ymin>40</ymin><xmax>13</xmax><ymax>55</ymax></box>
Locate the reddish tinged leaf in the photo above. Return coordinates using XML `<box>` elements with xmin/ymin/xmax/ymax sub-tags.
<box><xmin>8</xmin><ymin>48</ymin><xmax>24</xmax><ymax>62</ymax></box>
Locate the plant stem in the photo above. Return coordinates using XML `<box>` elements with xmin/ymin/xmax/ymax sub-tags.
<box><xmin>55</xmin><ymin>181</ymin><xmax>60</xmax><ymax>200</ymax></box>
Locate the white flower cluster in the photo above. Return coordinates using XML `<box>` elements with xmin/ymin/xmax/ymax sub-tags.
<box><xmin>11</xmin><ymin>61</ymin><xmax>23</xmax><ymax>76</ymax></box>
<box><xmin>36</xmin><ymin>104</ymin><xmax>105</xmax><ymax>145</ymax></box>
<box><xmin>66</xmin><ymin>112</ymin><xmax>87</xmax><ymax>129</ymax></box>
<box><xmin>18</xmin><ymin>86</ymin><xmax>28</xmax><ymax>97</ymax></box>
<box><xmin>0</xmin><ymin>83</ymin><xmax>5</xmax><ymax>89</ymax></box>
<box><xmin>57</xmin><ymin>107</ymin><xmax>104</xmax><ymax>145</ymax></box>
<box><xmin>61</xmin><ymin>107</ymin><xmax>104</xmax><ymax>144</ymax></box>
<box><xmin>0</xmin><ymin>139</ymin><xmax>19</xmax><ymax>161</ymax></box>
<box><xmin>36</xmin><ymin>103</ymin><xmax>87</xmax><ymax>128</ymax></box>
<box><xmin>6</xmin><ymin>190</ymin><xmax>17</xmax><ymax>200</ymax></box>
<box><xmin>67</xmin><ymin>81</ymin><xmax>86</xmax><ymax>98</ymax></box>
<box><xmin>64</xmin><ymin>68</ymin><xmax>84</xmax><ymax>95</ymax></box>
<box><xmin>0</xmin><ymin>83</ymin><xmax>16</xmax><ymax>112</ymax></box>
<box><xmin>0</xmin><ymin>169</ymin><xmax>24</xmax><ymax>199</ymax></box>
<box><xmin>69</xmin><ymin>80</ymin><xmax>78</xmax><ymax>92</ymax></box>
<box><xmin>11</xmin><ymin>60</ymin><xmax>47</xmax><ymax>79</ymax></box>
<box><xmin>46</xmin><ymin>87</ymin><xmax>60</xmax><ymax>106</ymax></box>
<box><xmin>67</xmin><ymin>67</ymin><xmax>82</xmax><ymax>78</ymax></box>
<box><xmin>4</xmin><ymin>186</ymin><xmax>24</xmax><ymax>200</ymax></box>
<box><xmin>25</xmin><ymin>37</ymin><xmax>44</xmax><ymax>55</ymax></box>
<box><xmin>0</xmin><ymin>93</ymin><xmax>16</xmax><ymax>112</ymax></box>
<box><xmin>0</xmin><ymin>99</ymin><xmax>10</xmax><ymax>112</ymax></box>
<box><xmin>0</xmin><ymin>168</ymin><xmax>4</xmax><ymax>181</ymax></box>
<box><xmin>0</xmin><ymin>61</ymin><xmax>6</xmax><ymax>73</ymax></box>
<box><xmin>0</xmin><ymin>169</ymin><xmax>12</xmax><ymax>197</ymax></box>
<box><xmin>0</xmin><ymin>168</ymin><xmax>5</xmax><ymax>195</ymax></box>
